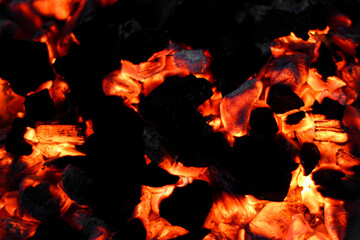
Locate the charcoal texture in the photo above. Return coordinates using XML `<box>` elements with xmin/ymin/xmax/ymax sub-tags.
<box><xmin>138</xmin><ymin>162</ymin><xmax>179</xmax><ymax>187</ymax></box>
<box><xmin>250</xmin><ymin>107</ymin><xmax>278</xmax><ymax>139</ymax></box>
<box><xmin>299</xmin><ymin>142</ymin><xmax>320</xmax><ymax>176</ymax></box>
<box><xmin>286</xmin><ymin>111</ymin><xmax>305</xmax><ymax>125</ymax></box>
<box><xmin>312</xmin><ymin>98</ymin><xmax>345</xmax><ymax>120</ymax></box>
<box><xmin>160</xmin><ymin>180</ymin><xmax>213</xmax><ymax>231</ymax></box>
<box><xmin>266</xmin><ymin>84</ymin><xmax>304</xmax><ymax>114</ymax></box>
<box><xmin>24</xmin><ymin>89</ymin><xmax>56</xmax><ymax>122</ymax></box>
<box><xmin>311</xmin><ymin>42</ymin><xmax>337</xmax><ymax>79</ymax></box>
<box><xmin>30</xmin><ymin>218</ymin><xmax>85</xmax><ymax>240</ymax></box>
<box><xmin>5</xmin><ymin>118</ymin><xmax>32</xmax><ymax>155</ymax></box>
<box><xmin>112</xmin><ymin>218</ymin><xmax>146</xmax><ymax>240</ymax></box>
<box><xmin>0</xmin><ymin>39</ymin><xmax>55</xmax><ymax>96</ymax></box>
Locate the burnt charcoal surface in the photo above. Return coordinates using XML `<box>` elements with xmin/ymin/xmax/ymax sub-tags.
<box><xmin>249</xmin><ymin>107</ymin><xmax>278</xmax><ymax>139</ymax></box>
<box><xmin>286</xmin><ymin>111</ymin><xmax>305</xmax><ymax>125</ymax></box>
<box><xmin>160</xmin><ymin>180</ymin><xmax>213</xmax><ymax>231</ymax></box>
<box><xmin>112</xmin><ymin>218</ymin><xmax>146</xmax><ymax>240</ymax></box>
<box><xmin>24</xmin><ymin>89</ymin><xmax>56</xmax><ymax>122</ymax></box>
<box><xmin>138</xmin><ymin>162</ymin><xmax>179</xmax><ymax>187</ymax></box>
<box><xmin>62</xmin><ymin>165</ymin><xmax>94</xmax><ymax>206</ymax></box>
<box><xmin>5</xmin><ymin>118</ymin><xmax>32</xmax><ymax>155</ymax></box>
<box><xmin>0</xmin><ymin>38</ymin><xmax>55</xmax><ymax>96</ymax></box>
<box><xmin>30</xmin><ymin>218</ymin><xmax>85</xmax><ymax>240</ymax></box>
<box><xmin>119</xmin><ymin>29</ymin><xmax>169</xmax><ymax>64</ymax></box>
<box><xmin>299</xmin><ymin>142</ymin><xmax>320</xmax><ymax>176</ymax></box>
<box><xmin>266</xmin><ymin>84</ymin><xmax>304</xmax><ymax>114</ymax></box>
<box><xmin>311</xmin><ymin>42</ymin><xmax>337</xmax><ymax>78</ymax></box>
<box><xmin>44</xmin><ymin>156</ymin><xmax>89</xmax><ymax>170</ymax></box>
<box><xmin>312</xmin><ymin>168</ymin><xmax>360</xmax><ymax>200</ymax></box>
<box><xmin>312</xmin><ymin>98</ymin><xmax>345</xmax><ymax>120</ymax></box>
<box><xmin>19</xmin><ymin>182</ymin><xmax>61</xmax><ymax>221</ymax></box>
<box><xmin>172</xmin><ymin>228</ymin><xmax>211</xmax><ymax>240</ymax></box>
<box><xmin>139</xmin><ymin>75</ymin><xmax>212</xmax><ymax>143</ymax></box>
<box><xmin>225</xmin><ymin>135</ymin><xmax>295</xmax><ymax>201</ymax></box>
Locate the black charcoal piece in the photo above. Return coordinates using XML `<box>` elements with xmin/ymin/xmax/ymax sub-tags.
<box><xmin>312</xmin><ymin>168</ymin><xmax>345</xmax><ymax>186</ymax></box>
<box><xmin>30</xmin><ymin>218</ymin><xmax>84</xmax><ymax>240</ymax></box>
<box><xmin>5</xmin><ymin>118</ymin><xmax>32</xmax><ymax>155</ymax></box>
<box><xmin>138</xmin><ymin>75</ymin><xmax>212</xmax><ymax>143</ymax></box>
<box><xmin>159</xmin><ymin>180</ymin><xmax>213</xmax><ymax>231</ymax></box>
<box><xmin>138</xmin><ymin>162</ymin><xmax>179</xmax><ymax>187</ymax></box>
<box><xmin>249</xmin><ymin>108</ymin><xmax>278</xmax><ymax>139</ymax></box>
<box><xmin>226</xmin><ymin>135</ymin><xmax>293</xmax><ymax>201</ymax></box>
<box><xmin>311</xmin><ymin>42</ymin><xmax>337</xmax><ymax>78</ymax></box>
<box><xmin>112</xmin><ymin>218</ymin><xmax>146</xmax><ymax>240</ymax></box>
<box><xmin>62</xmin><ymin>165</ymin><xmax>94</xmax><ymax>206</ymax></box>
<box><xmin>139</xmin><ymin>75</ymin><xmax>213</xmax><ymax>122</ymax></box>
<box><xmin>299</xmin><ymin>142</ymin><xmax>320</xmax><ymax>176</ymax></box>
<box><xmin>286</xmin><ymin>111</ymin><xmax>306</xmax><ymax>125</ymax></box>
<box><xmin>266</xmin><ymin>84</ymin><xmax>304</xmax><ymax>114</ymax></box>
<box><xmin>119</xmin><ymin>30</ymin><xmax>169</xmax><ymax>64</ymax></box>
<box><xmin>312</xmin><ymin>98</ymin><xmax>345</xmax><ymax>120</ymax></box>
<box><xmin>312</xmin><ymin>168</ymin><xmax>360</xmax><ymax>200</ymax></box>
<box><xmin>19</xmin><ymin>182</ymin><xmax>61</xmax><ymax>221</ymax></box>
<box><xmin>0</xmin><ymin>38</ymin><xmax>55</xmax><ymax>96</ymax></box>
<box><xmin>24</xmin><ymin>89</ymin><xmax>56</xmax><ymax>122</ymax></box>
<box><xmin>44</xmin><ymin>155</ymin><xmax>89</xmax><ymax>170</ymax></box>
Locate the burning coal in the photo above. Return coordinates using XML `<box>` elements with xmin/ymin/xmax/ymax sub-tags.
<box><xmin>0</xmin><ymin>0</ymin><xmax>360</xmax><ymax>239</ymax></box>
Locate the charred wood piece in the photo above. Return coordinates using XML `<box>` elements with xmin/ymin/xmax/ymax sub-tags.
<box><xmin>299</xmin><ymin>142</ymin><xmax>320</xmax><ymax>176</ymax></box>
<box><xmin>159</xmin><ymin>180</ymin><xmax>213</xmax><ymax>232</ymax></box>
<box><xmin>314</xmin><ymin>120</ymin><xmax>348</xmax><ymax>143</ymax></box>
<box><xmin>312</xmin><ymin>98</ymin><xmax>345</xmax><ymax>120</ymax></box>
<box><xmin>250</xmin><ymin>107</ymin><xmax>278</xmax><ymax>139</ymax></box>
<box><xmin>286</xmin><ymin>111</ymin><xmax>305</xmax><ymax>125</ymax></box>
<box><xmin>24</xmin><ymin>89</ymin><xmax>56</xmax><ymax>122</ymax></box>
<box><xmin>5</xmin><ymin>118</ymin><xmax>32</xmax><ymax>155</ymax></box>
<box><xmin>138</xmin><ymin>162</ymin><xmax>179</xmax><ymax>187</ymax></box>
<box><xmin>266</xmin><ymin>84</ymin><xmax>304</xmax><ymax>114</ymax></box>
<box><xmin>0</xmin><ymin>38</ymin><xmax>55</xmax><ymax>96</ymax></box>
<box><xmin>336</xmin><ymin>149</ymin><xmax>360</xmax><ymax>175</ymax></box>
<box><xmin>311</xmin><ymin>42</ymin><xmax>337</xmax><ymax>79</ymax></box>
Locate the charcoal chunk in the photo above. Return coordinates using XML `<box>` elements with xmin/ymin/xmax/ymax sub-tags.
<box><xmin>249</xmin><ymin>107</ymin><xmax>278</xmax><ymax>139</ymax></box>
<box><xmin>226</xmin><ymin>135</ymin><xmax>295</xmax><ymax>201</ymax></box>
<box><xmin>30</xmin><ymin>218</ymin><xmax>84</xmax><ymax>240</ymax></box>
<box><xmin>24</xmin><ymin>89</ymin><xmax>56</xmax><ymax>122</ymax></box>
<box><xmin>138</xmin><ymin>162</ymin><xmax>179</xmax><ymax>187</ymax></box>
<box><xmin>112</xmin><ymin>218</ymin><xmax>146</xmax><ymax>240</ymax></box>
<box><xmin>286</xmin><ymin>111</ymin><xmax>305</xmax><ymax>125</ymax></box>
<box><xmin>138</xmin><ymin>75</ymin><xmax>212</xmax><ymax>143</ymax></box>
<box><xmin>312</xmin><ymin>168</ymin><xmax>345</xmax><ymax>186</ymax></box>
<box><xmin>5</xmin><ymin>118</ymin><xmax>32</xmax><ymax>155</ymax></box>
<box><xmin>299</xmin><ymin>142</ymin><xmax>320</xmax><ymax>176</ymax></box>
<box><xmin>311</xmin><ymin>42</ymin><xmax>337</xmax><ymax>79</ymax></box>
<box><xmin>0</xmin><ymin>38</ymin><xmax>55</xmax><ymax>96</ymax></box>
<box><xmin>19</xmin><ymin>182</ymin><xmax>61</xmax><ymax>221</ymax></box>
<box><xmin>159</xmin><ymin>180</ymin><xmax>213</xmax><ymax>231</ymax></box>
<box><xmin>266</xmin><ymin>84</ymin><xmax>304</xmax><ymax>114</ymax></box>
<box><xmin>312</xmin><ymin>98</ymin><xmax>345</xmax><ymax>120</ymax></box>
<box><xmin>119</xmin><ymin>30</ymin><xmax>169</xmax><ymax>64</ymax></box>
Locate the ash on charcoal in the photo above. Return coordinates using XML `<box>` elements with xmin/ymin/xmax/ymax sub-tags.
<box><xmin>62</xmin><ymin>165</ymin><xmax>94</xmax><ymax>206</ymax></box>
<box><xmin>111</xmin><ymin>218</ymin><xmax>146</xmax><ymax>240</ymax></box>
<box><xmin>30</xmin><ymin>218</ymin><xmax>84</xmax><ymax>240</ymax></box>
<box><xmin>286</xmin><ymin>111</ymin><xmax>305</xmax><ymax>125</ymax></box>
<box><xmin>311</xmin><ymin>42</ymin><xmax>337</xmax><ymax>79</ymax></box>
<box><xmin>138</xmin><ymin>162</ymin><xmax>179</xmax><ymax>187</ymax></box>
<box><xmin>24</xmin><ymin>89</ymin><xmax>56</xmax><ymax>122</ymax></box>
<box><xmin>0</xmin><ymin>38</ymin><xmax>55</xmax><ymax>96</ymax></box>
<box><xmin>266</xmin><ymin>84</ymin><xmax>304</xmax><ymax>114</ymax></box>
<box><xmin>249</xmin><ymin>107</ymin><xmax>278</xmax><ymax>139</ymax></box>
<box><xmin>19</xmin><ymin>182</ymin><xmax>61</xmax><ymax>221</ymax></box>
<box><xmin>311</xmin><ymin>98</ymin><xmax>345</xmax><ymax>120</ymax></box>
<box><xmin>299</xmin><ymin>142</ymin><xmax>320</xmax><ymax>176</ymax></box>
<box><xmin>5</xmin><ymin>118</ymin><xmax>32</xmax><ymax>155</ymax></box>
<box><xmin>159</xmin><ymin>180</ymin><xmax>213</xmax><ymax>232</ymax></box>
<box><xmin>225</xmin><ymin>135</ymin><xmax>295</xmax><ymax>201</ymax></box>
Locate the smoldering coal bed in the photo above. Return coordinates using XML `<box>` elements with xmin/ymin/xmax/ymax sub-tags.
<box><xmin>1</xmin><ymin>0</ymin><xmax>360</xmax><ymax>240</ymax></box>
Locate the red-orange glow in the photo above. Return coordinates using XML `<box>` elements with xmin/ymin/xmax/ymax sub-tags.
<box><xmin>158</xmin><ymin>158</ymin><xmax>208</xmax><ymax>181</ymax></box>
<box><xmin>32</xmin><ymin>0</ymin><xmax>76</xmax><ymax>20</ymax></box>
